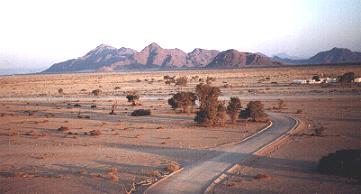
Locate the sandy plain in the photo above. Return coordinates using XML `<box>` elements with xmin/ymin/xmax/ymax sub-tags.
<box><xmin>0</xmin><ymin>65</ymin><xmax>360</xmax><ymax>193</ymax></box>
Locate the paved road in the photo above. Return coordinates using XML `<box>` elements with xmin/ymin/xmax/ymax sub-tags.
<box><xmin>145</xmin><ymin>112</ymin><xmax>297</xmax><ymax>194</ymax></box>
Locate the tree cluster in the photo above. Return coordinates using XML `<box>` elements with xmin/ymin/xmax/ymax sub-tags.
<box><xmin>168</xmin><ymin>92</ymin><xmax>197</xmax><ymax>113</ymax></box>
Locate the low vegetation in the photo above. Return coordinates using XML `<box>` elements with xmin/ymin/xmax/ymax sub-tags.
<box><xmin>131</xmin><ymin>109</ymin><xmax>151</xmax><ymax>116</ymax></box>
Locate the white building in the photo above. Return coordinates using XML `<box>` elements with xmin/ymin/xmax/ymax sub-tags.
<box><xmin>354</xmin><ymin>77</ymin><xmax>361</xmax><ymax>83</ymax></box>
<box><xmin>292</xmin><ymin>80</ymin><xmax>307</xmax><ymax>84</ymax></box>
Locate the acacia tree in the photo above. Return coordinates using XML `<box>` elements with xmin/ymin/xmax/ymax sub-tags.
<box><xmin>168</xmin><ymin>92</ymin><xmax>197</xmax><ymax>113</ymax></box>
<box><xmin>227</xmin><ymin>97</ymin><xmax>242</xmax><ymax>123</ymax></box>
<box><xmin>194</xmin><ymin>84</ymin><xmax>221</xmax><ymax>126</ymax></box>
<box><xmin>240</xmin><ymin>101</ymin><xmax>267</xmax><ymax>122</ymax></box>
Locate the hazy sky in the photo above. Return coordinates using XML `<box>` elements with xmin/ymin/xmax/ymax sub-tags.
<box><xmin>0</xmin><ymin>0</ymin><xmax>360</xmax><ymax>69</ymax></box>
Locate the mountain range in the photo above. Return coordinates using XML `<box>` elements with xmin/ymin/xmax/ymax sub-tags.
<box><xmin>273</xmin><ymin>47</ymin><xmax>361</xmax><ymax>65</ymax></box>
<box><xmin>44</xmin><ymin>44</ymin><xmax>361</xmax><ymax>73</ymax></box>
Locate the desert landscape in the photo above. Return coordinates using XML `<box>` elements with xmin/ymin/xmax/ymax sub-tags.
<box><xmin>0</xmin><ymin>65</ymin><xmax>360</xmax><ymax>193</ymax></box>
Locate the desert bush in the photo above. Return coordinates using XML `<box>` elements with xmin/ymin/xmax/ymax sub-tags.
<box><xmin>114</xmin><ymin>86</ymin><xmax>120</xmax><ymax>90</ymax></box>
<box><xmin>194</xmin><ymin>84</ymin><xmax>221</xmax><ymax>126</ymax></box>
<box><xmin>227</xmin><ymin>97</ymin><xmax>242</xmax><ymax>123</ymax></box>
<box><xmin>206</xmin><ymin>77</ymin><xmax>216</xmax><ymax>84</ymax></box>
<box><xmin>318</xmin><ymin>149</ymin><xmax>361</xmax><ymax>180</ymax></box>
<box><xmin>296</xmin><ymin>109</ymin><xmax>303</xmax><ymax>114</ymax></box>
<box><xmin>131</xmin><ymin>109</ymin><xmax>151</xmax><ymax>116</ymax></box>
<box><xmin>58</xmin><ymin>88</ymin><xmax>63</xmax><ymax>94</ymax></box>
<box><xmin>312</xmin><ymin>75</ymin><xmax>321</xmax><ymax>81</ymax></box>
<box><xmin>126</xmin><ymin>92</ymin><xmax>140</xmax><ymax>106</ymax></box>
<box><xmin>58</xmin><ymin>126</ymin><xmax>69</xmax><ymax>131</ymax></box>
<box><xmin>240</xmin><ymin>101</ymin><xmax>267</xmax><ymax>122</ymax></box>
<box><xmin>168</xmin><ymin>92</ymin><xmax>197</xmax><ymax>113</ymax></box>
<box><xmin>175</xmin><ymin>76</ymin><xmax>188</xmax><ymax>86</ymax></box>
<box><xmin>339</xmin><ymin>72</ymin><xmax>355</xmax><ymax>86</ymax></box>
<box><xmin>89</xmin><ymin>130</ymin><xmax>101</xmax><ymax>136</ymax></box>
<box><xmin>92</xmin><ymin>89</ymin><xmax>101</xmax><ymax>96</ymax></box>
<box><xmin>314</xmin><ymin>126</ymin><xmax>325</xmax><ymax>136</ymax></box>
<box><xmin>278</xmin><ymin>99</ymin><xmax>286</xmax><ymax>110</ymax></box>
<box><xmin>164</xmin><ymin>163</ymin><xmax>181</xmax><ymax>173</ymax></box>
<box><xmin>90</xmin><ymin>104</ymin><xmax>97</xmax><ymax>108</ymax></box>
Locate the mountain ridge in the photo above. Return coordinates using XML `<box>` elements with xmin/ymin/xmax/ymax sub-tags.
<box><xmin>43</xmin><ymin>44</ymin><xmax>361</xmax><ymax>73</ymax></box>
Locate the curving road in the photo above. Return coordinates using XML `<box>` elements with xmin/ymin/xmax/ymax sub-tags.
<box><xmin>145</xmin><ymin>112</ymin><xmax>297</xmax><ymax>194</ymax></box>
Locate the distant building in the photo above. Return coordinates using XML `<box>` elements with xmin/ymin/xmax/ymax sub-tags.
<box><xmin>325</xmin><ymin>77</ymin><xmax>337</xmax><ymax>83</ymax></box>
<box><xmin>354</xmin><ymin>77</ymin><xmax>361</xmax><ymax>83</ymax></box>
<box><xmin>292</xmin><ymin>80</ymin><xmax>307</xmax><ymax>84</ymax></box>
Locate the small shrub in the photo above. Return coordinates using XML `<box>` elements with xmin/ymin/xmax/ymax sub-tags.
<box><xmin>314</xmin><ymin>126</ymin><xmax>325</xmax><ymax>136</ymax></box>
<box><xmin>206</xmin><ymin>77</ymin><xmax>216</xmax><ymax>84</ymax></box>
<box><xmin>91</xmin><ymin>104</ymin><xmax>97</xmax><ymax>108</ymax></box>
<box><xmin>150</xmin><ymin>170</ymin><xmax>161</xmax><ymax>177</ymax></box>
<box><xmin>296</xmin><ymin>109</ymin><xmax>303</xmax><ymax>114</ymax></box>
<box><xmin>107</xmin><ymin>168</ymin><xmax>118</xmax><ymax>175</ymax></box>
<box><xmin>74</xmin><ymin>104</ymin><xmax>81</xmax><ymax>107</ymax></box>
<box><xmin>89</xmin><ymin>130</ymin><xmax>101</xmax><ymax>136</ymax></box>
<box><xmin>131</xmin><ymin>109</ymin><xmax>151</xmax><ymax>116</ymax></box>
<box><xmin>126</xmin><ymin>92</ymin><xmax>140</xmax><ymax>106</ymax></box>
<box><xmin>58</xmin><ymin>126</ymin><xmax>69</xmax><ymax>132</ymax></box>
<box><xmin>58</xmin><ymin>88</ymin><xmax>63</xmax><ymax>94</ymax></box>
<box><xmin>175</xmin><ymin>76</ymin><xmax>188</xmax><ymax>86</ymax></box>
<box><xmin>164</xmin><ymin>163</ymin><xmax>181</xmax><ymax>173</ymax></box>
<box><xmin>92</xmin><ymin>89</ymin><xmax>101</xmax><ymax>96</ymax></box>
<box><xmin>278</xmin><ymin>99</ymin><xmax>286</xmax><ymax>110</ymax></box>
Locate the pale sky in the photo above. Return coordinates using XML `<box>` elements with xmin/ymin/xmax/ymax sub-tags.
<box><xmin>0</xmin><ymin>0</ymin><xmax>360</xmax><ymax>70</ymax></box>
